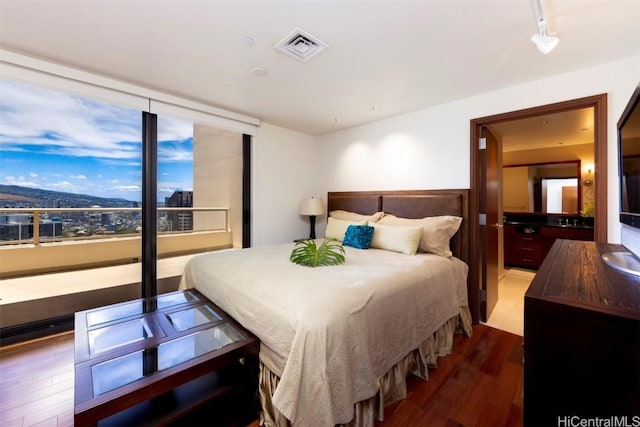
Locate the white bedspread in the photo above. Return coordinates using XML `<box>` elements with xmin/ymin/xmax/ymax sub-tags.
<box><xmin>180</xmin><ymin>242</ymin><xmax>469</xmax><ymax>426</ymax></box>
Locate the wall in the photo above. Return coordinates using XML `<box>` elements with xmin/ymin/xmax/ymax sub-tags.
<box><xmin>316</xmin><ymin>55</ymin><xmax>640</xmax><ymax>244</ymax></box>
<box><xmin>251</xmin><ymin>122</ymin><xmax>319</xmax><ymax>246</ymax></box>
<box><xmin>503</xmin><ymin>143</ymin><xmax>594</xmax><ymax>166</ymax></box>
<box><xmin>193</xmin><ymin>124</ymin><xmax>243</xmax><ymax>247</ymax></box>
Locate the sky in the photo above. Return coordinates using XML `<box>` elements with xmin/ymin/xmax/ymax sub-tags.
<box><xmin>0</xmin><ymin>79</ymin><xmax>193</xmax><ymax>202</ymax></box>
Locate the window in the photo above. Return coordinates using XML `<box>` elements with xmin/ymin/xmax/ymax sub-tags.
<box><xmin>0</xmin><ymin>64</ymin><xmax>252</xmax><ymax>342</ymax></box>
<box><xmin>0</xmin><ymin>79</ymin><xmax>144</xmax><ymax>242</ymax></box>
<box><xmin>0</xmin><ymin>80</ymin><xmax>243</xmax><ymax>248</ymax></box>
<box><xmin>0</xmin><ymin>78</ymin><xmax>241</xmax><ymax>325</ymax></box>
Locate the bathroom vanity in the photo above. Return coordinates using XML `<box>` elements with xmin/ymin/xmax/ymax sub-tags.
<box><xmin>503</xmin><ymin>213</ymin><xmax>594</xmax><ymax>269</ymax></box>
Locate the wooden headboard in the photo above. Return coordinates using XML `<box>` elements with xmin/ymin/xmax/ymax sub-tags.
<box><xmin>327</xmin><ymin>189</ymin><xmax>469</xmax><ymax>265</ymax></box>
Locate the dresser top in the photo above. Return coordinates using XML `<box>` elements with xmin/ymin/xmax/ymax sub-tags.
<box><xmin>526</xmin><ymin>239</ymin><xmax>640</xmax><ymax>319</ymax></box>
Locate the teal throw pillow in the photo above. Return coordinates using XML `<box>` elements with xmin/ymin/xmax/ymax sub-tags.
<box><xmin>343</xmin><ymin>224</ymin><xmax>374</xmax><ymax>249</ymax></box>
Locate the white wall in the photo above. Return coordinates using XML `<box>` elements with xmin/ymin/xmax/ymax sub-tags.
<box><xmin>193</xmin><ymin>124</ymin><xmax>243</xmax><ymax>247</ymax></box>
<box><xmin>316</xmin><ymin>55</ymin><xmax>640</xmax><ymax>244</ymax></box>
<box><xmin>251</xmin><ymin>122</ymin><xmax>319</xmax><ymax>246</ymax></box>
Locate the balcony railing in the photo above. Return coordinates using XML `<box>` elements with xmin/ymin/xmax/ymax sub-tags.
<box><xmin>0</xmin><ymin>207</ymin><xmax>233</xmax><ymax>278</ymax></box>
<box><xmin>0</xmin><ymin>207</ymin><xmax>229</xmax><ymax>246</ymax></box>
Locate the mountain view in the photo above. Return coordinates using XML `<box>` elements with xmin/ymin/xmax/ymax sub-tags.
<box><xmin>0</xmin><ymin>79</ymin><xmax>193</xmax><ymax>202</ymax></box>
<box><xmin>0</xmin><ymin>185</ymin><xmax>137</xmax><ymax>208</ymax></box>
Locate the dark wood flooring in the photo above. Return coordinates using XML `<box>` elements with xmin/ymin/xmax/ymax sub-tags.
<box><xmin>375</xmin><ymin>324</ymin><xmax>524</xmax><ymax>427</ymax></box>
<box><xmin>0</xmin><ymin>324</ymin><xmax>523</xmax><ymax>426</ymax></box>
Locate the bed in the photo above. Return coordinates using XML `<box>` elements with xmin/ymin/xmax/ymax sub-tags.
<box><xmin>180</xmin><ymin>189</ymin><xmax>472</xmax><ymax>426</ymax></box>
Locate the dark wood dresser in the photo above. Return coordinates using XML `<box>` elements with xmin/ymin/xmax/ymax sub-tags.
<box><xmin>524</xmin><ymin>239</ymin><xmax>640</xmax><ymax>426</ymax></box>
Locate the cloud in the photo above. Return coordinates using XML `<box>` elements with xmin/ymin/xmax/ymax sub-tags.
<box><xmin>0</xmin><ymin>79</ymin><xmax>197</xmax><ymax>200</ymax></box>
<box><xmin>4</xmin><ymin>175</ymin><xmax>32</xmax><ymax>187</ymax></box>
<box><xmin>49</xmin><ymin>181</ymin><xmax>78</xmax><ymax>191</ymax></box>
<box><xmin>158</xmin><ymin>145</ymin><xmax>193</xmax><ymax>162</ymax></box>
<box><xmin>112</xmin><ymin>184</ymin><xmax>141</xmax><ymax>193</ymax></box>
<box><xmin>0</xmin><ymin>80</ymin><xmax>193</xmax><ymax>161</ymax></box>
<box><xmin>159</xmin><ymin>116</ymin><xmax>193</xmax><ymax>142</ymax></box>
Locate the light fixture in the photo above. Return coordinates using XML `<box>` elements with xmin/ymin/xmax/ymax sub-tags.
<box><xmin>300</xmin><ymin>197</ymin><xmax>324</xmax><ymax>239</ymax></box>
<box><xmin>531</xmin><ymin>0</ymin><xmax>559</xmax><ymax>54</ymax></box>
<box><xmin>583</xmin><ymin>168</ymin><xmax>593</xmax><ymax>187</ymax></box>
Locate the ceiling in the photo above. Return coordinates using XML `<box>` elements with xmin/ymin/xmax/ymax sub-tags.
<box><xmin>0</xmin><ymin>0</ymin><xmax>638</xmax><ymax>136</ymax></box>
<box><xmin>490</xmin><ymin>107</ymin><xmax>594</xmax><ymax>152</ymax></box>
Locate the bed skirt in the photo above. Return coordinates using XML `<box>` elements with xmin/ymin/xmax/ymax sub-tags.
<box><xmin>258</xmin><ymin>307</ymin><xmax>473</xmax><ymax>427</ymax></box>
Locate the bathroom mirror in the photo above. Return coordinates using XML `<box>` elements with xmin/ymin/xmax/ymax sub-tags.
<box><xmin>503</xmin><ymin>160</ymin><xmax>581</xmax><ymax>214</ymax></box>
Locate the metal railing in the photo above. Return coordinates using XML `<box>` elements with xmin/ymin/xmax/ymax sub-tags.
<box><xmin>0</xmin><ymin>207</ymin><xmax>229</xmax><ymax>246</ymax></box>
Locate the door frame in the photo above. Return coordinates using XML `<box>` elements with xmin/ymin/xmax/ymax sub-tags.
<box><xmin>468</xmin><ymin>94</ymin><xmax>608</xmax><ymax>324</ymax></box>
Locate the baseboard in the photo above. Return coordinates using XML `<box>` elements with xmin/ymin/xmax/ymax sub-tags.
<box><xmin>0</xmin><ymin>314</ymin><xmax>74</xmax><ymax>346</ymax></box>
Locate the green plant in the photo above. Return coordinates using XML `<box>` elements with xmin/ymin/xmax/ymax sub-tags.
<box><xmin>290</xmin><ymin>238</ymin><xmax>346</xmax><ymax>267</ymax></box>
<box><xmin>581</xmin><ymin>200</ymin><xmax>595</xmax><ymax>217</ymax></box>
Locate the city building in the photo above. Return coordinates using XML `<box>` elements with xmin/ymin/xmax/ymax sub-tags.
<box><xmin>165</xmin><ymin>190</ymin><xmax>193</xmax><ymax>232</ymax></box>
<box><xmin>0</xmin><ymin>214</ymin><xmax>62</xmax><ymax>242</ymax></box>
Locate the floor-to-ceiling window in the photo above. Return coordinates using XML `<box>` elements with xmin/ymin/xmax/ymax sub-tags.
<box><xmin>0</xmin><ymin>79</ymin><xmax>246</xmax><ymax>267</ymax></box>
<box><xmin>0</xmin><ymin>74</ymin><xmax>250</xmax><ymax>342</ymax></box>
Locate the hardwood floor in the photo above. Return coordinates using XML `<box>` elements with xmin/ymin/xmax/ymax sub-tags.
<box><xmin>0</xmin><ymin>325</ymin><xmax>523</xmax><ymax>427</ymax></box>
<box><xmin>376</xmin><ymin>325</ymin><xmax>524</xmax><ymax>427</ymax></box>
<box><xmin>0</xmin><ymin>332</ymin><xmax>75</xmax><ymax>427</ymax></box>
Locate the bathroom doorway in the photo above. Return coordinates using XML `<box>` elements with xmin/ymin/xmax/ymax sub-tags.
<box><xmin>468</xmin><ymin>93</ymin><xmax>608</xmax><ymax>327</ymax></box>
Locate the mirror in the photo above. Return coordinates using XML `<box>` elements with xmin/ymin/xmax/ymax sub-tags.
<box><xmin>503</xmin><ymin>161</ymin><xmax>581</xmax><ymax>214</ymax></box>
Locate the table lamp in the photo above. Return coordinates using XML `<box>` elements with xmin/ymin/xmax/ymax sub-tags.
<box><xmin>300</xmin><ymin>197</ymin><xmax>324</xmax><ymax>239</ymax></box>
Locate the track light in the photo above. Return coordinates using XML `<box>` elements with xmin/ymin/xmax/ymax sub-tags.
<box><xmin>531</xmin><ymin>0</ymin><xmax>559</xmax><ymax>54</ymax></box>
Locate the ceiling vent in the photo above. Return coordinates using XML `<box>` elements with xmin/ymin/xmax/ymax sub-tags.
<box><xmin>274</xmin><ymin>28</ymin><xmax>330</xmax><ymax>62</ymax></box>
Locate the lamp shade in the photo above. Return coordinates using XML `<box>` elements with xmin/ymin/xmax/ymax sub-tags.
<box><xmin>300</xmin><ymin>197</ymin><xmax>324</xmax><ymax>216</ymax></box>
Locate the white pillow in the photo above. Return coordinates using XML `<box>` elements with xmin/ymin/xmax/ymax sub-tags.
<box><xmin>368</xmin><ymin>223</ymin><xmax>423</xmax><ymax>255</ymax></box>
<box><xmin>378</xmin><ymin>215</ymin><xmax>462</xmax><ymax>257</ymax></box>
<box><xmin>325</xmin><ymin>217</ymin><xmax>367</xmax><ymax>241</ymax></box>
<box><xmin>329</xmin><ymin>210</ymin><xmax>384</xmax><ymax>223</ymax></box>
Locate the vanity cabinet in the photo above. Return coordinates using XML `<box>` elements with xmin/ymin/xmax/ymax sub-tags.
<box><xmin>504</xmin><ymin>223</ymin><xmax>593</xmax><ymax>269</ymax></box>
<box><xmin>514</xmin><ymin>232</ymin><xmax>544</xmax><ymax>268</ymax></box>
<box><xmin>523</xmin><ymin>240</ymin><xmax>640</xmax><ymax>426</ymax></box>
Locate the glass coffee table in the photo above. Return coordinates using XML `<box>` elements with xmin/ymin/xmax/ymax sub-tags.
<box><xmin>74</xmin><ymin>289</ymin><xmax>259</xmax><ymax>426</ymax></box>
